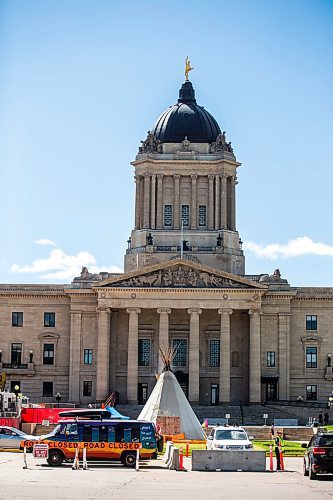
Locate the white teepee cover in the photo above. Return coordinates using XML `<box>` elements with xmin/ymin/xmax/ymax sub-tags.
<box><xmin>137</xmin><ymin>370</ymin><xmax>205</xmax><ymax>440</ymax></box>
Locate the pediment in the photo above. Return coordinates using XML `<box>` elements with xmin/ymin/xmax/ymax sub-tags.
<box><xmin>94</xmin><ymin>258</ymin><xmax>266</xmax><ymax>290</ymax></box>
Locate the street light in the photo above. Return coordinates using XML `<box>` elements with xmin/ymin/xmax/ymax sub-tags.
<box><xmin>55</xmin><ymin>392</ymin><xmax>62</xmax><ymax>406</ymax></box>
<box><xmin>14</xmin><ymin>384</ymin><xmax>20</xmax><ymax>397</ymax></box>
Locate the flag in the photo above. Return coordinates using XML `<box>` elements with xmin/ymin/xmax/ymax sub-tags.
<box><xmin>202</xmin><ymin>418</ymin><xmax>208</xmax><ymax>429</ymax></box>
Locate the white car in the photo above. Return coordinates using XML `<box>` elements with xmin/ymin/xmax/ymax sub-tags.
<box><xmin>206</xmin><ymin>426</ymin><xmax>254</xmax><ymax>451</ymax></box>
<box><xmin>0</xmin><ymin>426</ymin><xmax>41</xmax><ymax>451</ymax></box>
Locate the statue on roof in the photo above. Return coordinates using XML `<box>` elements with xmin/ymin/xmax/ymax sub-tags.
<box><xmin>139</xmin><ymin>131</ymin><xmax>162</xmax><ymax>153</ymax></box>
<box><xmin>211</xmin><ymin>131</ymin><xmax>234</xmax><ymax>153</ymax></box>
<box><xmin>185</xmin><ymin>56</ymin><xmax>193</xmax><ymax>81</ymax></box>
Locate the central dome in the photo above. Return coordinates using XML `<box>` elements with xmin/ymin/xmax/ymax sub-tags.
<box><xmin>151</xmin><ymin>81</ymin><xmax>221</xmax><ymax>143</ymax></box>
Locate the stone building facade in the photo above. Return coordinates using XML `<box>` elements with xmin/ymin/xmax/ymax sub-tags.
<box><xmin>1</xmin><ymin>78</ymin><xmax>333</xmax><ymax>407</ymax></box>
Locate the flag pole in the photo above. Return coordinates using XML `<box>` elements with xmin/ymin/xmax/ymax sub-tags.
<box><xmin>180</xmin><ymin>219</ymin><xmax>184</xmax><ymax>259</ymax></box>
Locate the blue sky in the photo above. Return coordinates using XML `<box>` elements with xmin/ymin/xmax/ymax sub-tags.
<box><xmin>0</xmin><ymin>0</ymin><xmax>332</xmax><ymax>286</ymax></box>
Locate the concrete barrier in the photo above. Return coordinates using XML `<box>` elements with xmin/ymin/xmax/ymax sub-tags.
<box><xmin>163</xmin><ymin>441</ymin><xmax>173</xmax><ymax>464</ymax></box>
<box><xmin>192</xmin><ymin>450</ymin><xmax>266</xmax><ymax>472</ymax></box>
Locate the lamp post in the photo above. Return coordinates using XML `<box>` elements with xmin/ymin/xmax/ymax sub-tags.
<box><xmin>55</xmin><ymin>392</ymin><xmax>62</xmax><ymax>407</ymax></box>
<box><xmin>29</xmin><ymin>350</ymin><xmax>34</xmax><ymax>363</ymax></box>
<box><xmin>14</xmin><ymin>384</ymin><xmax>20</xmax><ymax>397</ymax></box>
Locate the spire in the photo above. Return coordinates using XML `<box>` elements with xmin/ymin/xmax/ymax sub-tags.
<box><xmin>178</xmin><ymin>80</ymin><xmax>197</xmax><ymax>104</ymax></box>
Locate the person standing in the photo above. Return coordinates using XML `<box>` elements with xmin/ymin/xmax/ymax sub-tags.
<box><xmin>324</xmin><ymin>412</ymin><xmax>329</xmax><ymax>425</ymax></box>
<box><xmin>274</xmin><ymin>431</ymin><xmax>283</xmax><ymax>470</ymax></box>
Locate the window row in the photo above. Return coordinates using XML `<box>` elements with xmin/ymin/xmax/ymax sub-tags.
<box><xmin>10</xmin><ymin>380</ymin><xmax>92</xmax><ymax>398</ymax></box>
<box><xmin>265</xmin><ymin>348</ymin><xmax>318</xmax><ymax>368</ymax></box>
<box><xmin>11</xmin><ymin>312</ymin><xmax>56</xmax><ymax>328</ymax></box>
<box><xmin>164</xmin><ymin>205</ymin><xmax>207</xmax><ymax>227</ymax></box>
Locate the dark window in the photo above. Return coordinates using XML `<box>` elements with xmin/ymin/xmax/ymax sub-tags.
<box><xmin>306</xmin><ymin>385</ymin><xmax>317</xmax><ymax>401</ymax></box>
<box><xmin>99</xmin><ymin>425</ymin><xmax>108</xmax><ymax>442</ymax></box>
<box><xmin>181</xmin><ymin>205</ymin><xmax>189</xmax><ymax>226</ymax></box>
<box><xmin>164</xmin><ymin>205</ymin><xmax>172</xmax><ymax>226</ymax></box>
<box><xmin>83</xmin><ymin>381</ymin><xmax>92</xmax><ymax>397</ymax></box>
<box><xmin>172</xmin><ymin>339</ymin><xmax>187</xmax><ymax>367</ymax></box>
<box><xmin>210</xmin><ymin>340</ymin><xmax>220</xmax><ymax>367</ymax></box>
<box><xmin>10</xmin><ymin>381</ymin><xmax>21</xmax><ymax>393</ymax></box>
<box><xmin>84</xmin><ymin>349</ymin><xmax>93</xmax><ymax>365</ymax></box>
<box><xmin>306</xmin><ymin>315</ymin><xmax>317</xmax><ymax>330</ymax></box>
<box><xmin>43</xmin><ymin>344</ymin><xmax>54</xmax><ymax>365</ymax></box>
<box><xmin>198</xmin><ymin>205</ymin><xmax>206</xmax><ymax>226</ymax></box>
<box><xmin>267</xmin><ymin>351</ymin><xmax>276</xmax><ymax>367</ymax></box>
<box><xmin>306</xmin><ymin>347</ymin><xmax>317</xmax><ymax>368</ymax></box>
<box><xmin>82</xmin><ymin>425</ymin><xmax>92</xmax><ymax>442</ymax></box>
<box><xmin>43</xmin><ymin>381</ymin><xmax>53</xmax><ymax>397</ymax></box>
<box><xmin>266</xmin><ymin>382</ymin><xmax>277</xmax><ymax>401</ymax></box>
<box><xmin>138</xmin><ymin>383</ymin><xmax>148</xmax><ymax>404</ymax></box>
<box><xmin>44</xmin><ymin>312</ymin><xmax>55</xmax><ymax>327</ymax></box>
<box><xmin>211</xmin><ymin>384</ymin><xmax>219</xmax><ymax>405</ymax></box>
<box><xmin>11</xmin><ymin>343</ymin><xmax>22</xmax><ymax>365</ymax></box>
<box><xmin>138</xmin><ymin>339</ymin><xmax>150</xmax><ymax>366</ymax></box>
<box><xmin>12</xmin><ymin>312</ymin><xmax>23</xmax><ymax>327</ymax></box>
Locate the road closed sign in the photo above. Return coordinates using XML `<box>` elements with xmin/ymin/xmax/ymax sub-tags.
<box><xmin>33</xmin><ymin>443</ymin><xmax>49</xmax><ymax>459</ymax></box>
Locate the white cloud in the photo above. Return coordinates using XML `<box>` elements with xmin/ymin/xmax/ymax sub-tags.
<box><xmin>243</xmin><ymin>236</ymin><xmax>333</xmax><ymax>260</ymax></box>
<box><xmin>11</xmin><ymin>248</ymin><xmax>123</xmax><ymax>281</ymax></box>
<box><xmin>35</xmin><ymin>238</ymin><xmax>57</xmax><ymax>246</ymax></box>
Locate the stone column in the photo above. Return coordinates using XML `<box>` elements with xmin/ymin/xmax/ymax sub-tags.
<box><xmin>190</xmin><ymin>174</ymin><xmax>197</xmax><ymax>229</ymax></box>
<box><xmin>143</xmin><ymin>173</ymin><xmax>150</xmax><ymax>229</ymax></box>
<box><xmin>220</xmin><ymin>174</ymin><xmax>227</xmax><ymax>229</ymax></box>
<box><xmin>157</xmin><ymin>308</ymin><xmax>171</xmax><ymax>372</ymax></box>
<box><xmin>150</xmin><ymin>174</ymin><xmax>156</xmax><ymax>229</ymax></box>
<box><xmin>214</xmin><ymin>175</ymin><xmax>220</xmax><ymax>229</ymax></box>
<box><xmin>188</xmin><ymin>308</ymin><xmax>202</xmax><ymax>403</ymax></box>
<box><xmin>230</xmin><ymin>175</ymin><xmax>236</xmax><ymax>231</ymax></box>
<box><xmin>126</xmin><ymin>307</ymin><xmax>141</xmax><ymax>404</ymax></box>
<box><xmin>249</xmin><ymin>310</ymin><xmax>261</xmax><ymax>404</ymax></box>
<box><xmin>134</xmin><ymin>174</ymin><xmax>141</xmax><ymax>229</ymax></box>
<box><xmin>174</xmin><ymin>175</ymin><xmax>180</xmax><ymax>229</ymax></box>
<box><xmin>208</xmin><ymin>175</ymin><xmax>214</xmax><ymax>230</ymax></box>
<box><xmin>218</xmin><ymin>308</ymin><xmax>233</xmax><ymax>403</ymax></box>
<box><xmin>156</xmin><ymin>174</ymin><xmax>163</xmax><ymax>229</ymax></box>
<box><xmin>278</xmin><ymin>313</ymin><xmax>290</xmax><ymax>400</ymax></box>
<box><xmin>96</xmin><ymin>307</ymin><xmax>111</xmax><ymax>402</ymax></box>
<box><xmin>69</xmin><ymin>311</ymin><xmax>82</xmax><ymax>403</ymax></box>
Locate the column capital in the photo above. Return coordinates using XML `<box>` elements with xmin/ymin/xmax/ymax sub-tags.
<box><xmin>191</xmin><ymin>174</ymin><xmax>198</xmax><ymax>180</ymax></box>
<box><xmin>218</xmin><ymin>308</ymin><xmax>233</xmax><ymax>316</ymax></box>
<box><xmin>187</xmin><ymin>308</ymin><xmax>202</xmax><ymax>315</ymax></box>
<box><xmin>144</xmin><ymin>172</ymin><xmax>150</xmax><ymax>178</ymax></box>
<box><xmin>126</xmin><ymin>307</ymin><xmax>141</xmax><ymax>315</ymax></box>
<box><xmin>134</xmin><ymin>174</ymin><xmax>141</xmax><ymax>182</ymax></box>
<box><xmin>70</xmin><ymin>310</ymin><xmax>82</xmax><ymax>316</ymax></box>
<box><xmin>173</xmin><ymin>174</ymin><xmax>181</xmax><ymax>180</ymax></box>
<box><xmin>157</xmin><ymin>174</ymin><xmax>163</xmax><ymax>180</ymax></box>
<box><xmin>208</xmin><ymin>174</ymin><xmax>215</xmax><ymax>180</ymax></box>
<box><xmin>157</xmin><ymin>308</ymin><xmax>171</xmax><ymax>315</ymax></box>
<box><xmin>96</xmin><ymin>307</ymin><xmax>111</xmax><ymax>314</ymax></box>
<box><xmin>248</xmin><ymin>309</ymin><xmax>261</xmax><ymax>317</ymax></box>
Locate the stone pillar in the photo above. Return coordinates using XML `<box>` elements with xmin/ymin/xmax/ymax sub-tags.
<box><xmin>188</xmin><ymin>308</ymin><xmax>202</xmax><ymax>403</ymax></box>
<box><xmin>126</xmin><ymin>307</ymin><xmax>141</xmax><ymax>404</ymax></box>
<box><xmin>208</xmin><ymin>175</ymin><xmax>214</xmax><ymax>230</ymax></box>
<box><xmin>96</xmin><ymin>307</ymin><xmax>111</xmax><ymax>402</ymax></box>
<box><xmin>214</xmin><ymin>175</ymin><xmax>220</xmax><ymax>229</ymax></box>
<box><xmin>249</xmin><ymin>310</ymin><xmax>261</xmax><ymax>404</ymax></box>
<box><xmin>220</xmin><ymin>174</ymin><xmax>227</xmax><ymax>229</ymax></box>
<box><xmin>218</xmin><ymin>308</ymin><xmax>233</xmax><ymax>403</ymax></box>
<box><xmin>157</xmin><ymin>308</ymin><xmax>171</xmax><ymax>372</ymax></box>
<box><xmin>143</xmin><ymin>173</ymin><xmax>150</xmax><ymax>229</ymax></box>
<box><xmin>278</xmin><ymin>313</ymin><xmax>290</xmax><ymax>400</ymax></box>
<box><xmin>190</xmin><ymin>174</ymin><xmax>197</xmax><ymax>229</ymax></box>
<box><xmin>230</xmin><ymin>175</ymin><xmax>236</xmax><ymax>231</ymax></box>
<box><xmin>150</xmin><ymin>174</ymin><xmax>156</xmax><ymax>229</ymax></box>
<box><xmin>69</xmin><ymin>311</ymin><xmax>82</xmax><ymax>403</ymax></box>
<box><xmin>156</xmin><ymin>174</ymin><xmax>163</xmax><ymax>229</ymax></box>
<box><xmin>134</xmin><ymin>174</ymin><xmax>141</xmax><ymax>229</ymax></box>
<box><xmin>174</xmin><ymin>175</ymin><xmax>180</xmax><ymax>229</ymax></box>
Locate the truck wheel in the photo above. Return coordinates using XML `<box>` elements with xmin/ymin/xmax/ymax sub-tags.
<box><xmin>47</xmin><ymin>450</ymin><xmax>64</xmax><ymax>467</ymax></box>
<box><xmin>122</xmin><ymin>451</ymin><xmax>137</xmax><ymax>468</ymax></box>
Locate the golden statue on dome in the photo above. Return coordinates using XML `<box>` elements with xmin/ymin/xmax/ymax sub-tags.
<box><xmin>185</xmin><ymin>56</ymin><xmax>193</xmax><ymax>81</ymax></box>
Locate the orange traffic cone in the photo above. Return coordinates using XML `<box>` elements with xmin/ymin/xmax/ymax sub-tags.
<box><xmin>269</xmin><ymin>444</ymin><xmax>274</xmax><ymax>471</ymax></box>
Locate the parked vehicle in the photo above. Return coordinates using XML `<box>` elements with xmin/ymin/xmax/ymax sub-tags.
<box><xmin>206</xmin><ymin>426</ymin><xmax>253</xmax><ymax>451</ymax></box>
<box><xmin>0</xmin><ymin>426</ymin><xmax>39</xmax><ymax>451</ymax></box>
<box><xmin>39</xmin><ymin>418</ymin><xmax>157</xmax><ymax>467</ymax></box>
<box><xmin>302</xmin><ymin>431</ymin><xmax>333</xmax><ymax>480</ymax></box>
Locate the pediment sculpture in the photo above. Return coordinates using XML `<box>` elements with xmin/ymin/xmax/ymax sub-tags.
<box><xmin>139</xmin><ymin>131</ymin><xmax>162</xmax><ymax>153</ymax></box>
<box><xmin>211</xmin><ymin>131</ymin><xmax>234</xmax><ymax>153</ymax></box>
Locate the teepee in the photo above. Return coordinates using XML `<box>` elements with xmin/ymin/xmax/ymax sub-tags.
<box><xmin>137</xmin><ymin>348</ymin><xmax>205</xmax><ymax>440</ymax></box>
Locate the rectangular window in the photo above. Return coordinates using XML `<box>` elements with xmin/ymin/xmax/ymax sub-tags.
<box><xmin>44</xmin><ymin>312</ymin><xmax>55</xmax><ymax>327</ymax></box>
<box><xmin>181</xmin><ymin>205</ymin><xmax>189</xmax><ymax>226</ymax></box>
<box><xmin>164</xmin><ymin>205</ymin><xmax>172</xmax><ymax>226</ymax></box>
<box><xmin>306</xmin><ymin>315</ymin><xmax>317</xmax><ymax>330</ymax></box>
<box><xmin>12</xmin><ymin>312</ymin><xmax>23</xmax><ymax>327</ymax></box>
<box><xmin>83</xmin><ymin>381</ymin><xmax>92</xmax><ymax>397</ymax></box>
<box><xmin>198</xmin><ymin>205</ymin><xmax>207</xmax><ymax>226</ymax></box>
<box><xmin>172</xmin><ymin>339</ymin><xmax>187</xmax><ymax>367</ymax></box>
<box><xmin>210</xmin><ymin>340</ymin><xmax>220</xmax><ymax>367</ymax></box>
<box><xmin>306</xmin><ymin>384</ymin><xmax>317</xmax><ymax>401</ymax></box>
<box><xmin>306</xmin><ymin>346</ymin><xmax>317</xmax><ymax>368</ymax></box>
<box><xmin>11</xmin><ymin>343</ymin><xmax>22</xmax><ymax>365</ymax></box>
<box><xmin>43</xmin><ymin>381</ymin><xmax>53</xmax><ymax>398</ymax></box>
<box><xmin>43</xmin><ymin>344</ymin><xmax>54</xmax><ymax>365</ymax></box>
<box><xmin>84</xmin><ymin>349</ymin><xmax>93</xmax><ymax>365</ymax></box>
<box><xmin>138</xmin><ymin>339</ymin><xmax>150</xmax><ymax>366</ymax></box>
<box><xmin>267</xmin><ymin>351</ymin><xmax>276</xmax><ymax>367</ymax></box>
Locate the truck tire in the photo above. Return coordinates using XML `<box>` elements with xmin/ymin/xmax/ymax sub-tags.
<box><xmin>47</xmin><ymin>449</ymin><xmax>64</xmax><ymax>467</ymax></box>
<box><xmin>122</xmin><ymin>451</ymin><xmax>137</xmax><ymax>468</ymax></box>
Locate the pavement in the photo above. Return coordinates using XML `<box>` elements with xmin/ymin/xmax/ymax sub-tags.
<box><xmin>0</xmin><ymin>452</ymin><xmax>333</xmax><ymax>500</ymax></box>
